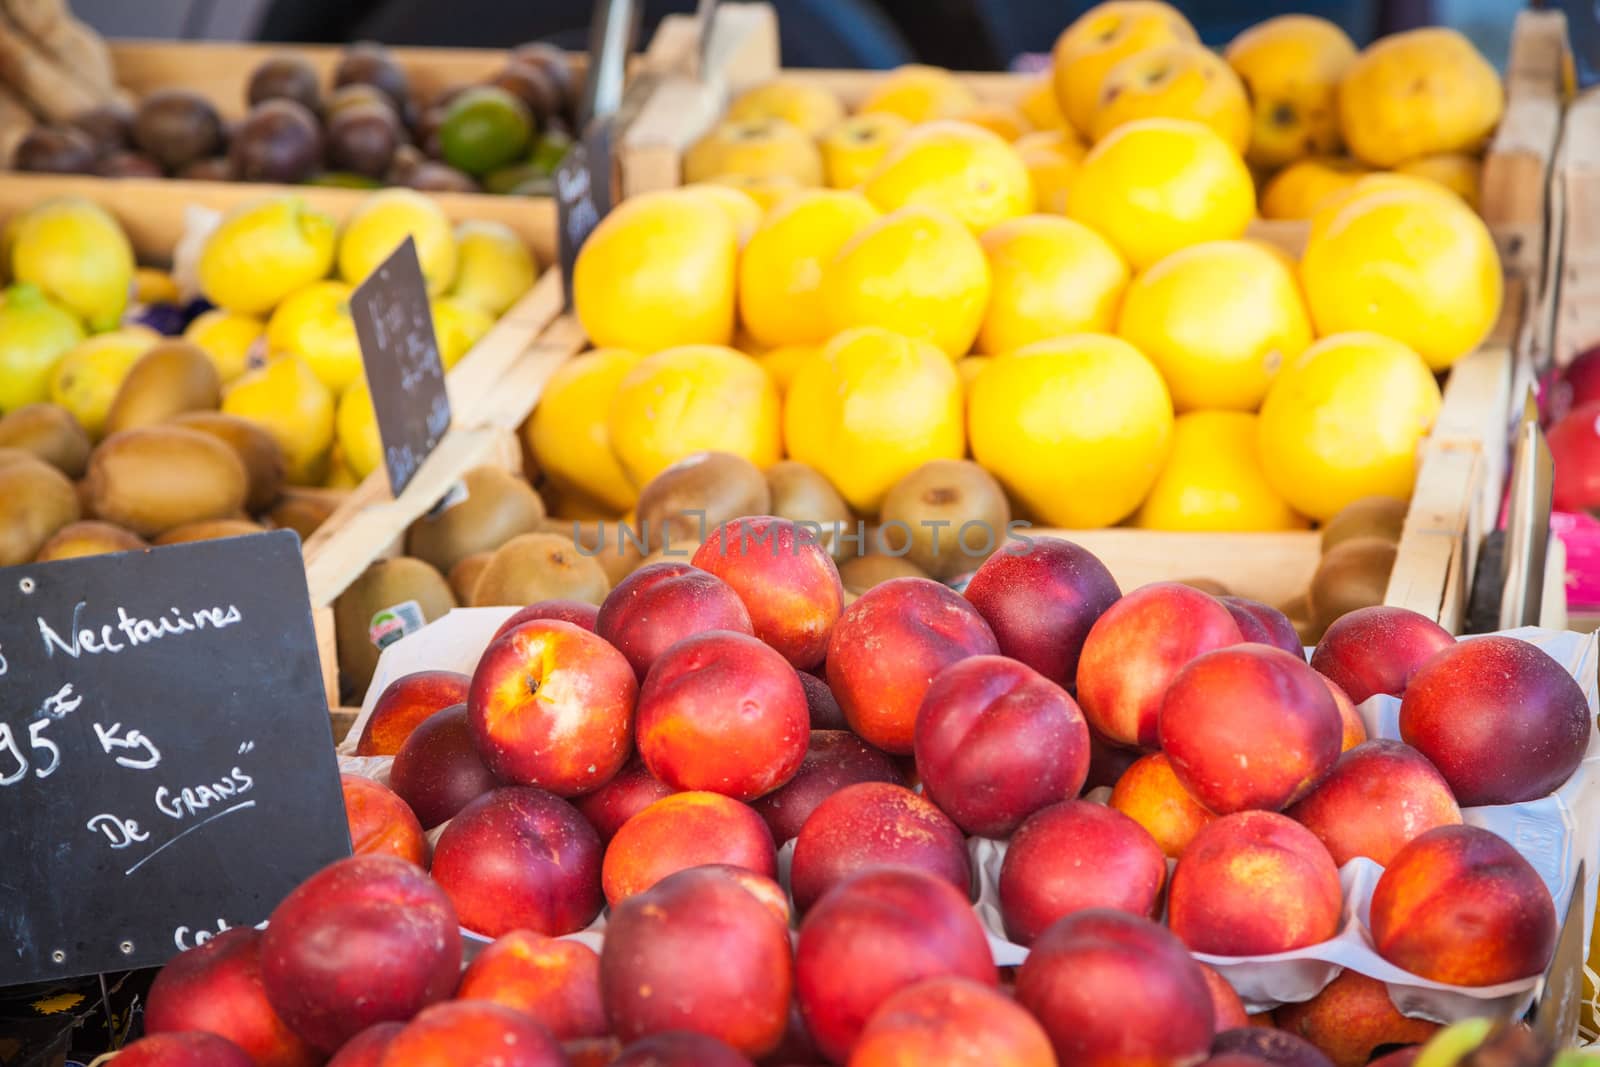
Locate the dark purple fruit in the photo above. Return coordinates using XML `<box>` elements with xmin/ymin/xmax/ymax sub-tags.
<box><xmin>247</xmin><ymin>53</ymin><xmax>322</xmax><ymax>113</ymax></box>
<box><xmin>400</xmin><ymin>160</ymin><xmax>479</xmax><ymax>193</ymax></box>
<box><xmin>133</xmin><ymin>89</ymin><xmax>225</xmax><ymax>171</ymax></box>
<box><xmin>68</xmin><ymin>102</ymin><xmax>135</xmax><ymax>156</ymax></box>
<box><xmin>327</xmin><ymin>102</ymin><xmax>401</xmax><ymax>179</ymax></box>
<box><xmin>179</xmin><ymin>156</ymin><xmax>236</xmax><ymax>181</ymax></box>
<box><xmin>334</xmin><ymin>43</ymin><xmax>410</xmax><ymax>113</ymax></box>
<box><xmin>94</xmin><ymin>151</ymin><xmax>164</xmax><ymax>178</ymax></box>
<box><xmin>511</xmin><ymin>42</ymin><xmax>573</xmax><ymax>100</ymax></box>
<box><xmin>229</xmin><ymin>99</ymin><xmax>324</xmax><ymax>183</ymax></box>
<box><xmin>12</xmin><ymin>126</ymin><xmax>97</xmax><ymax>174</ymax></box>
<box><xmin>490</xmin><ymin>62</ymin><xmax>560</xmax><ymax>122</ymax></box>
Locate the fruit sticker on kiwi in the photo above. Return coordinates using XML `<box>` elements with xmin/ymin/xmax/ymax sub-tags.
<box><xmin>369</xmin><ymin>601</ymin><xmax>426</xmax><ymax>651</ymax></box>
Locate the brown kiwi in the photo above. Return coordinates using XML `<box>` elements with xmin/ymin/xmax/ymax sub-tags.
<box><xmin>266</xmin><ymin>487</ymin><xmax>347</xmax><ymax>541</ymax></box>
<box><xmin>103</xmin><ymin>341</ymin><xmax>222</xmax><ymax>436</ymax></box>
<box><xmin>634</xmin><ymin>451</ymin><xmax>771</xmax><ymax>554</ymax></box>
<box><xmin>535</xmin><ymin>516</ymin><xmax>641</xmax><ymax>588</ymax></box>
<box><xmin>1308</xmin><ymin>536</ymin><xmax>1398</xmax><ymax>632</ymax></box>
<box><xmin>448</xmin><ymin>552</ymin><xmax>493</xmax><ymax>604</ymax></box>
<box><xmin>1319</xmin><ymin>496</ymin><xmax>1408</xmax><ymax>555</ymax></box>
<box><xmin>170</xmin><ymin>411</ymin><xmax>287</xmax><ymax>514</ymax></box>
<box><xmin>154</xmin><ymin>519</ymin><xmax>265</xmax><ymax>546</ymax></box>
<box><xmin>85</xmin><ymin>426</ymin><xmax>249</xmax><ymax>537</ymax></box>
<box><xmin>0</xmin><ymin>447</ymin><xmax>38</xmax><ymax>469</ymax></box>
<box><xmin>471</xmin><ymin>532</ymin><xmax>611</xmax><ymax>607</ymax></box>
<box><xmin>878</xmin><ymin>459</ymin><xmax>1011</xmax><ymax>580</ymax></box>
<box><xmin>35</xmin><ymin>520</ymin><xmax>146</xmax><ymax>562</ymax></box>
<box><xmin>406</xmin><ymin>466</ymin><xmax>546</xmax><ymax>575</ymax></box>
<box><xmin>838</xmin><ymin>554</ymin><xmax>929</xmax><ymax>595</ymax></box>
<box><xmin>765</xmin><ymin>460</ymin><xmax>853</xmax><ymax>562</ymax></box>
<box><xmin>334</xmin><ymin>556</ymin><xmax>456</xmax><ymax>699</ymax></box>
<box><xmin>0</xmin><ymin>457</ymin><xmax>81</xmax><ymax>565</ymax></box>
<box><xmin>0</xmin><ymin>403</ymin><xmax>92</xmax><ymax>477</ymax></box>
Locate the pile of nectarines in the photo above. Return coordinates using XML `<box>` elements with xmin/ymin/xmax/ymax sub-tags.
<box><xmin>128</xmin><ymin>514</ymin><xmax>1594</xmax><ymax>1066</ymax></box>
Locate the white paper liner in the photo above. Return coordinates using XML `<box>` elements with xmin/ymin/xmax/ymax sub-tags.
<box><xmin>339</xmin><ymin>611</ymin><xmax>1600</xmax><ymax>1021</ymax></box>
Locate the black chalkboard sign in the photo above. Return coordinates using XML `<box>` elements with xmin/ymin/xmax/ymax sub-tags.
<box><xmin>556</xmin><ymin>117</ymin><xmax>615</xmax><ymax>303</ymax></box>
<box><xmin>351</xmin><ymin>237</ymin><xmax>451</xmax><ymax>496</ymax></box>
<box><xmin>0</xmin><ymin>531</ymin><xmax>351</xmax><ymax>986</ymax></box>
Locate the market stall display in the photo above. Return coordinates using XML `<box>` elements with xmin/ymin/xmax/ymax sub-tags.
<box><xmin>1</xmin><ymin>0</ymin><xmax>1597</xmax><ymax>1061</ymax></box>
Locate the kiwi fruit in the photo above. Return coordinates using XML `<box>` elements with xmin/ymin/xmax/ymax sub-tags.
<box><xmin>230</xmin><ymin>99</ymin><xmax>325</xmax><ymax>184</ymax></box>
<box><xmin>448</xmin><ymin>551</ymin><xmax>492</xmax><ymax>604</ymax></box>
<box><xmin>471</xmin><ymin>532</ymin><xmax>610</xmax><ymax>607</ymax></box>
<box><xmin>536</xmin><ymin>516</ymin><xmax>640</xmax><ymax>588</ymax></box>
<box><xmin>85</xmin><ymin>426</ymin><xmax>249</xmax><ymax>537</ymax></box>
<box><xmin>266</xmin><ymin>487</ymin><xmax>346</xmax><ymax>541</ymax></box>
<box><xmin>170</xmin><ymin>411</ymin><xmax>287</xmax><ymax>514</ymax></box>
<box><xmin>839</xmin><ymin>554</ymin><xmax>928</xmax><ymax>595</ymax></box>
<box><xmin>406</xmin><ymin>466</ymin><xmax>546</xmax><ymax>574</ymax></box>
<box><xmin>103</xmin><ymin>341</ymin><xmax>222</xmax><ymax>437</ymax></box>
<box><xmin>1320</xmin><ymin>496</ymin><xmax>1408</xmax><ymax>554</ymax></box>
<box><xmin>635</xmin><ymin>451</ymin><xmax>772</xmax><ymax>553</ymax></box>
<box><xmin>247</xmin><ymin>54</ymin><xmax>322</xmax><ymax>114</ymax></box>
<box><xmin>0</xmin><ymin>447</ymin><xmax>37</xmax><ymax>469</ymax></box>
<box><xmin>35</xmin><ymin>520</ymin><xmax>146</xmax><ymax>562</ymax></box>
<box><xmin>879</xmin><ymin>459</ymin><xmax>1011</xmax><ymax>580</ymax></box>
<box><xmin>334</xmin><ymin>556</ymin><xmax>456</xmax><ymax>699</ymax></box>
<box><xmin>765</xmin><ymin>460</ymin><xmax>853</xmax><ymax>561</ymax></box>
<box><xmin>154</xmin><ymin>518</ymin><xmax>265</xmax><ymax>545</ymax></box>
<box><xmin>0</xmin><ymin>403</ymin><xmax>91</xmax><ymax>477</ymax></box>
<box><xmin>1308</xmin><ymin>537</ymin><xmax>1398</xmax><ymax>632</ymax></box>
<box><xmin>0</xmin><ymin>457</ymin><xmax>81</xmax><ymax>565</ymax></box>
<box><xmin>13</xmin><ymin>127</ymin><xmax>97</xmax><ymax>174</ymax></box>
<box><xmin>133</xmin><ymin>89</ymin><xmax>224</xmax><ymax>171</ymax></box>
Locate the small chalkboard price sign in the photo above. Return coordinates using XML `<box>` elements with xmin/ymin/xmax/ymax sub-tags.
<box><xmin>0</xmin><ymin>531</ymin><xmax>351</xmax><ymax>986</ymax></box>
<box><xmin>556</xmin><ymin>118</ymin><xmax>615</xmax><ymax>302</ymax></box>
<box><xmin>351</xmin><ymin>236</ymin><xmax>451</xmax><ymax>496</ymax></box>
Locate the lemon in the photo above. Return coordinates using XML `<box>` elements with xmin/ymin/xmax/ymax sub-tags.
<box><xmin>1259</xmin><ymin>157</ymin><xmax>1370</xmax><ymax>220</ymax></box>
<box><xmin>48</xmin><ymin>326</ymin><xmax>158</xmax><ymax>439</ymax></box>
<box><xmin>820</xmin><ymin>113</ymin><xmax>912</xmax><ymax>189</ymax></box>
<box><xmin>728</xmin><ymin>78</ymin><xmax>846</xmax><ymax>137</ymax></box>
<box><xmin>757</xmin><ymin>344</ymin><xmax>817</xmax><ymax>396</ymax></box>
<box><xmin>1013</xmin><ymin>129</ymin><xmax>1087</xmax><ymax>214</ymax></box>
<box><xmin>783</xmin><ymin>326</ymin><xmax>965</xmax><ymax>513</ymax></box>
<box><xmin>608</xmin><ymin>345</ymin><xmax>780</xmax><ymax>488</ymax></box>
<box><xmin>823</xmin><ymin>206</ymin><xmax>991</xmax><ymax>359</ymax></box>
<box><xmin>703</xmin><ymin>172</ymin><xmax>806</xmax><ymax>212</ymax></box>
<box><xmin>1300</xmin><ymin>185</ymin><xmax>1501</xmax><ymax>371</ymax></box>
<box><xmin>183</xmin><ymin>309</ymin><xmax>265</xmax><ymax>384</ymax></box>
<box><xmin>1394</xmin><ymin>153</ymin><xmax>1482</xmax><ymax>210</ymax></box>
<box><xmin>862</xmin><ymin>120</ymin><xmax>1034</xmax><ymax>233</ymax></box>
<box><xmin>684</xmin><ymin>118</ymin><xmax>823</xmax><ymax>185</ymax></box>
<box><xmin>683</xmin><ymin>183</ymin><xmax>765</xmax><ymax>245</ymax></box>
<box><xmin>0</xmin><ymin>284</ymin><xmax>86</xmax><ymax>413</ymax></box>
<box><xmin>969</xmin><ymin>334</ymin><xmax>1173</xmax><ymax>528</ymax></box>
<box><xmin>338</xmin><ymin>189</ymin><xmax>459</xmax><ymax>296</ymax></box>
<box><xmin>323</xmin><ymin>447</ymin><xmax>361</xmax><ymax>489</ymax></box>
<box><xmin>525</xmin><ymin>347</ymin><xmax>641</xmax><ymax>513</ymax></box>
<box><xmin>957</xmin><ymin>355</ymin><xmax>990</xmax><ymax>388</ymax></box>
<box><xmin>1225</xmin><ymin>15</ymin><xmax>1357</xmax><ymax>170</ymax></box>
<box><xmin>740</xmin><ymin>189</ymin><xmax>880</xmax><ymax>348</ymax></box>
<box><xmin>222</xmin><ymin>353</ymin><xmax>336</xmax><ymax>486</ymax></box>
<box><xmin>957</xmin><ymin>104</ymin><xmax>1031</xmax><ymax>141</ymax></box>
<box><xmin>1117</xmin><ymin>240</ymin><xmax>1312</xmax><ymax>411</ymax></box>
<box><xmin>979</xmin><ymin>215</ymin><xmax>1129</xmax><ymax>355</ymax></box>
<box><xmin>1135</xmin><ymin>411</ymin><xmax>1306</xmax><ymax>530</ymax></box>
<box><xmin>1337</xmin><ymin>27</ymin><xmax>1503</xmax><ymax>168</ymax></box>
<box><xmin>1051</xmin><ymin>1</ymin><xmax>1199</xmax><ymax>135</ymax></box>
<box><xmin>134</xmin><ymin>268</ymin><xmax>180</xmax><ymax>305</ymax></box>
<box><xmin>1018</xmin><ymin>76</ymin><xmax>1068</xmax><ymax>131</ymax></box>
<box><xmin>335</xmin><ymin>379</ymin><xmax>382</xmax><ymax>480</ymax></box>
<box><xmin>448</xmin><ymin>220</ymin><xmax>536</xmax><ymax>316</ymax></box>
<box><xmin>858</xmin><ymin>64</ymin><xmax>979</xmax><ymax>123</ymax></box>
<box><xmin>430</xmin><ymin>296</ymin><xmax>496</xmax><ymax>369</ymax></box>
<box><xmin>11</xmin><ymin>197</ymin><xmax>135</xmax><ymax>332</ymax></box>
<box><xmin>267</xmin><ymin>281</ymin><xmax>362</xmax><ymax>393</ymax></box>
<box><xmin>574</xmin><ymin>189</ymin><xmax>737</xmax><ymax>352</ymax></box>
<box><xmin>1258</xmin><ymin>331</ymin><xmax>1441</xmax><ymax>520</ymax></box>
<box><xmin>199</xmin><ymin>196</ymin><xmax>337</xmax><ymax>316</ymax></box>
<box><xmin>1067</xmin><ymin>118</ymin><xmax>1256</xmax><ymax>271</ymax></box>
<box><xmin>1091</xmin><ymin>43</ymin><xmax>1252</xmax><ymax>154</ymax></box>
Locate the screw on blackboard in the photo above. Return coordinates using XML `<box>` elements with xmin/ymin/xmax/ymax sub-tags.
<box><xmin>50</xmin><ymin>949</ymin><xmax>64</xmax><ymax>963</ymax></box>
<box><xmin>19</xmin><ymin>577</ymin><xmax>34</xmax><ymax>594</ymax></box>
<box><xmin>119</xmin><ymin>940</ymin><xmax>133</xmax><ymax>955</ymax></box>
